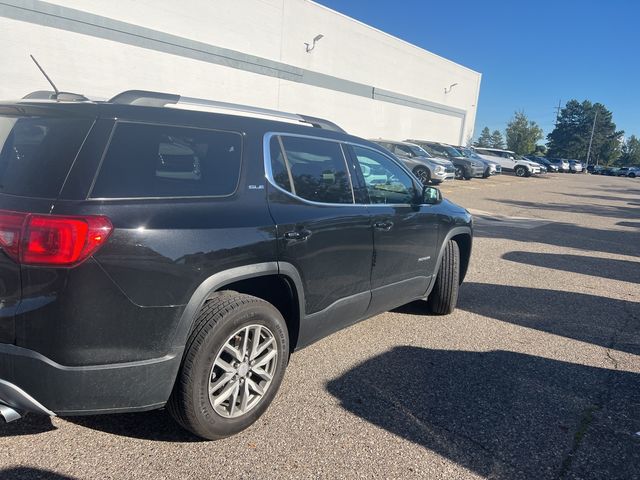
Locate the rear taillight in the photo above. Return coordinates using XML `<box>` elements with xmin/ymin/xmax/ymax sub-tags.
<box><xmin>0</xmin><ymin>210</ymin><xmax>112</xmax><ymax>267</ymax></box>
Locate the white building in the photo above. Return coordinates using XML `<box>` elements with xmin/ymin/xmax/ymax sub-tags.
<box><xmin>0</xmin><ymin>0</ymin><xmax>481</xmax><ymax>145</ymax></box>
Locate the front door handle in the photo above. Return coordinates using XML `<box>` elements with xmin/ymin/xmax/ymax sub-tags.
<box><xmin>373</xmin><ymin>221</ymin><xmax>394</xmax><ymax>231</ymax></box>
<box><xmin>284</xmin><ymin>229</ymin><xmax>312</xmax><ymax>241</ymax></box>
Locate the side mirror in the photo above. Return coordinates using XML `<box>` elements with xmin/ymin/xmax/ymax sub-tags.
<box><xmin>422</xmin><ymin>185</ymin><xmax>442</xmax><ymax>205</ymax></box>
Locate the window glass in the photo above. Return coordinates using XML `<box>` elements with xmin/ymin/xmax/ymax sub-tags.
<box><xmin>0</xmin><ymin>116</ymin><xmax>93</xmax><ymax>198</ymax></box>
<box><xmin>92</xmin><ymin>123</ymin><xmax>241</xmax><ymax>198</ymax></box>
<box><xmin>279</xmin><ymin>136</ymin><xmax>353</xmax><ymax>204</ymax></box>
<box><xmin>269</xmin><ymin>137</ymin><xmax>292</xmax><ymax>192</ymax></box>
<box><xmin>393</xmin><ymin>144</ymin><xmax>414</xmax><ymax>157</ymax></box>
<box><xmin>353</xmin><ymin>146</ymin><xmax>416</xmax><ymax>205</ymax></box>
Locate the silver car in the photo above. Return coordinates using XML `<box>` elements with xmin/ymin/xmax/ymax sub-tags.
<box><xmin>370</xmin><ymin>139</ymin><xmax>456</xmax><ymax>185</ymax></box>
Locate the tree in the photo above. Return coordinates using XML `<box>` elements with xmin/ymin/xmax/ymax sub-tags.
<box><xmin>534</xmin><ymin>144</ymin><xmax>547</xmax><ymax>156</ymax></box>
<box><xmin>547</xmin><ymin>100</ymin><xmax>623</xmax><ymax>165</ymax></box>
<box><xmin>490</xmin><ymin>130</ymin><xmax>505</xmax><ymax>149</ymax></box>
<box><xmin>475</xmin><ymin>127</ymin><xmax>492</xmax><ymax>148</ymax></box>
<box><xmin>505</xmin><ymin>111</ymin><xmax>543</xmax><ymax>155</ymax></box>
<box><xmin>618</xmin><ymin>135</ymin><xmax>640</xmax><ymax>166</ymax></box>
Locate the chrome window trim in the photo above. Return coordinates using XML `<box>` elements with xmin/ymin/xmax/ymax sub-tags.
<box><xmin>263</xmin><ymin>132</ymin><xmax>419</xmax><ymax>208</ymax></box>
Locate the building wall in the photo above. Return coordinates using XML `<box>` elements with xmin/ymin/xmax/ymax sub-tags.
<box><xmin>0</xmin><ymin>0</ymin><xmax>481</xmax><ymax>144</ymax></box>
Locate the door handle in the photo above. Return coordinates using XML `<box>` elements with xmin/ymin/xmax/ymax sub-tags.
<box><xmin>373</xmin><ymin>221</ymin><xmax>394</xmax><ymax>231</ymax></box>
<box><xmin>284</xmin><ymin>229</ymin><xmax>312</xmax><ymax>241</ymax></box>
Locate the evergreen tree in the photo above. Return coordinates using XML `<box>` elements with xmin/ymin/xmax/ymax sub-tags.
<box><xmin>490</xmin><ymin>130</ymin><xmax>505</xmax><ymax>149</ymax></box>
<box><xmin>505</xmin><ymin>111</ymin><xmax>543</xmax><ymax>155</ymax></box>
<box><xmin>547</xmin><ymin>100</ymin><xmax>623</xmax><ymax>164</ymax></box>
<box><xmin>475</xmin><ymin>127</ymin><xmax>492</xmax><ymax>148</ymax></box>
<box><xmin>618</xmin><ymin>135</ymin><xmax>640</xmax><ymax>166</ymax></box>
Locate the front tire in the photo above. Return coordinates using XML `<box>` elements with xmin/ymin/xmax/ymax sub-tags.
<box><xmin>515</xmin><ymin>166</ymin><xmax>527</xmax><ymax>177</ymax></box>
<box><xmin>413</xmin><ymin>166</ymin><xmax>431</xmax><ymax>186</ymax></box>
<box><xmin>427</xmin><ymin>240</ymin><xmax>460</xmax><ymax>315</ymax></box>
<box><xmin>168</xmin><ymin>292</ymin><xmax>289</xmax><ymax>440</ymax></box>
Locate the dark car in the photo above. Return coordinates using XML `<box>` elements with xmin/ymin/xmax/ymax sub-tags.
<box><xmin>524</xmin><ymin>155</ymin><xmax>559</xmax><ymax>173</ymax></box>
<box><xmin>548</xmin><ymin>158</ymin><xmax>570</xmax><ymax>172</ymax></box>
<box><xmin>616</xmin><ymin>166</ymin><xmax>640</xmax><ymax>178</ymax></box>
<box><xmin>456</xmin><ymin>146</ymin><xmax>502</xmax><ymax>177</ymax></box>
<box><xmin>406</xmin><ymin>140</ymin><xmax>485</xmax><ymax>180</ymax></box>
<box><xmin>0</xmin><ymin>90</ymin><xmax>473</xmax><ymax>440</ymax></box>
<box><xmin>370</xmin><ymin>139</ymin><xmax>455</xmax><ymax>185</ymax></box>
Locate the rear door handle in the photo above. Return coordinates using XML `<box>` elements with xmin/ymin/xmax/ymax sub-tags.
<box><xmin>373</xmin><ymin>221</ymin><xmax>394</xmax><ymax>231</ymax></box>
<box><xmin>284</xmin><ymin>229</ymin><xmax>312</xmax><ymax>241</ymax></box>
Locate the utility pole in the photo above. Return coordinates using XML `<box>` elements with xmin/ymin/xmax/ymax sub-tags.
<box><xmin>586</xmin><ymin>109</ymin><xmax>598</xmax><ymax>168</ymax></box>
<box><xmin>554</xmin><ymin>99</ymin><xmax>562</xmax><ymax>126</ymax></box>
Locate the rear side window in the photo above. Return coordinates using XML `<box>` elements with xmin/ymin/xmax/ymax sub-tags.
<box><xmin>91</xmin><ymin>123</ymin><xmax>242</xmax><ymax>198</ymax></box>
<box><xmin>0</xmin><ymin>116</ymin><xmax>93</xmax><ymax>198</ymax></box>
<box><xmin>272</xmin><ymin>135</ymin><xmax>353</xmax><ymax>204</ymax></box>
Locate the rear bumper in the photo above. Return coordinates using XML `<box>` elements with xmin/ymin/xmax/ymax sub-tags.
<box><xmin>0</xmin><ymin>343</ymin><xmax>181</xmax><ymax>416</ymax></box>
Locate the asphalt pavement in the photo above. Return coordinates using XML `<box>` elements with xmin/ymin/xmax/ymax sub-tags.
<box><xmin>1</xmin><ymin>172</ymin><xmax>639</xmax><ymax>479</ymax></box>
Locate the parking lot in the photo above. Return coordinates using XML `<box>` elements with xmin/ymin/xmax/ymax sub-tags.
<box><xmin>1</xmin><ymin>172</ymin><xmax>639</xmax><ymax>480</ymax></box>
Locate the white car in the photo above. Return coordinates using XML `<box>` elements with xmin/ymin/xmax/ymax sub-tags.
<box><xmin>473</xmin><ymin>148</ymin><xmax>541</xmax><ymax>177</ymax></box>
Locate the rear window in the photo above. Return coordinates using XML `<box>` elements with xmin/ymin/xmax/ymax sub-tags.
<box><xmin>91</xmin><ymin>123</ymin><xmax>242</xmax><ymax>199</ymax></box>
<box><xmin>0</xmin><ymin>116</ymin><xmax>93</xmax><ymax>198</ymax></box>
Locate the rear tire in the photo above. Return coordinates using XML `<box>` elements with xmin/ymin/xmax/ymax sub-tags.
<box><xmin>629</xmin><ymin>172</ymin><xmax>636</xmax><ymax>178</ymax></box>
<box><xmin>413</xmin><ymin>166</ymin><xmax>431</xmax><ymax>186</ymax></box>
<box><xmin>427</xmin><ymin>240</ymin><xmax>460</xmax><ymax>315</ymax></box>
<box><xmin>168</xmin><ymin>292</ymin><xmax>289</xmax><ymax>440</ymax></box>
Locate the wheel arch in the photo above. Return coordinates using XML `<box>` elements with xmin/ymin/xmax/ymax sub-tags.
<box><xmin>428</xmin><ymin>226</ymin><xmax>472</xmax><ymax>295</ymax></box>
<box><xmin>170</xmin><ymin>263</ymin><xmax>305</xmax><ymax>355</ymax></box>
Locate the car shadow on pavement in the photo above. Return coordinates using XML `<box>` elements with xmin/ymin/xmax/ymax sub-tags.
<box><xmin>474</xmin><ymin>215</ymin><xmax>640</xmax><ymax>258</ymax></box>
<box><xmin>493</xmin><ymin>199</ymin><xmax>640</xmax><ymax>220</ymax></box>
<box><xmin>0</xmin><ymin>468</ymin><xmax>78</xmax><ymax>480</ymax></box>
<box><xmin>0</xmin><ymin>414</ymin><xmax>56</xmax><ymax>437</ymax></box>
<box><xmin>326</xmin><ymin>346</ymin><xmax>640</xmax><ymax>480</ymax></box>
<box><xmin>502</xmin><ymin>251</ymin><xmax>640</xmax><ymax>284</ymax></box>
<box><xmin>0</xmin><ymin>468</ymin><xmax>77</xmax><ymax>480</ymax></box>
<box><xmin>456</xmin><ymin>282</ymin><xmax>640</xmax><ymax>356</ymax></box>
<box><xmin>65</xmin><ymin>409</ymin><xmax>202</xmax><ymax>442</ymax></box>
<box><xmin>617</xmin><ymin>221</ymin><xmax>640</xmax><ymax>228</ymax></box>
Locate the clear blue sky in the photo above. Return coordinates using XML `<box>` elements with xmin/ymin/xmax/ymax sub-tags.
<box><xmin>315</xmin><ymin>0</ymin><xmax>639</xmax><ymax>141</ymax></box>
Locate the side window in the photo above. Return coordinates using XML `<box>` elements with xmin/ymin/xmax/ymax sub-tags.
<box><xmin>278</xmin><ymin>136</ymin><xmax>353</xmax><ymax>204</ymax></box>
<box><xmin>394</xmin><ymin>144</ymin><xmax>413</xmax><ymax>157</ymax></box>
<box><xmin>353</xmin><ymin>146</ymin><xmax>417</xmax><ymax>205</ymax></box>
<box><xmin>269</xmin><ymin>137</ymin><xmax>292</xmax><ymax>193</ymax></box>
<box><xmin>91</xmin><ymin>123</ymin><xmax>241</xmax><ymax>198</ymax></box>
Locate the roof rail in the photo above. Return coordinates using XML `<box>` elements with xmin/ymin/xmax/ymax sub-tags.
<box><xmin>22</xmin><ymin>90</ymin><xmax>90</xmax><ymax>102</ymax></box>
<box><xmin>108</xmin><ymin>90</ymin><xmax>345</xmax><ymax>133</ymax></box>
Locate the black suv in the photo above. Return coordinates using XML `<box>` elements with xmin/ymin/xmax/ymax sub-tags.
<box><xmin>0</xmin><ymin>90</ymin><xmax>472</xmax><ymax>439</ymax></box>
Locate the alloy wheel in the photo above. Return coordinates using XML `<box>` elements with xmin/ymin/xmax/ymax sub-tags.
<box><xmin>209</xmin><ymin>325</ymin><xmax>278</xmax><ymax>418</ymax></box>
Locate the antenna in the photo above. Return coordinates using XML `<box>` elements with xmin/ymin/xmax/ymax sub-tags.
<box><xmin>30</xmin><ymin>55</ymin><xmax>59</xmax><ymax>97</ymax></box>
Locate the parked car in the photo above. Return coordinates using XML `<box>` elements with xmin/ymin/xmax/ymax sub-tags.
<box><xmin>548</xmin><ymin>158</ymin><xmax>570</xmax><ymax>172</ymax></box>
<box><xmin>524</xmin><ymin>155</ymin><xmax>559</xmax><ymax>173</ymax></box>
<box><xmin>407</xmin><ymin>140</ymin><xmax>485</xmax><ymax>180</ymax></box>
<box><xmin>567</xmin><ymin>160</ymin><xmax>583</xmax><ymax>173</ymax></box>
<box><xmin>0</xmin><ymin>89</ymin><xmax>473</xmax><ymax>440</ymax></box>
<box><xmin>616</xmin><ymin>166</ymin><xmax>640</xmax><ymax>178</ymax></box>
<box><xmin>602</xmin><ymin>167</ymin><xmax>620</xmax><ymax>176</ymax></box>
<box><xmin>473</xmin><ymin>148</ymin><xmax>541</xmax><ymax>177</ymax></box>
<box><xmin>587</xmin><ymin>165</ymin><xmax>605</xmax><ymax>174</ymax></box>
<box><xmin>371</xmin><ymin>139</ymin><xmax>455</xmax><ymax>185</ymax></box>
<box><xmin>456</xmin><ymin>146</ymin><xmax>502</xmax><ymax>177</ymax></box>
